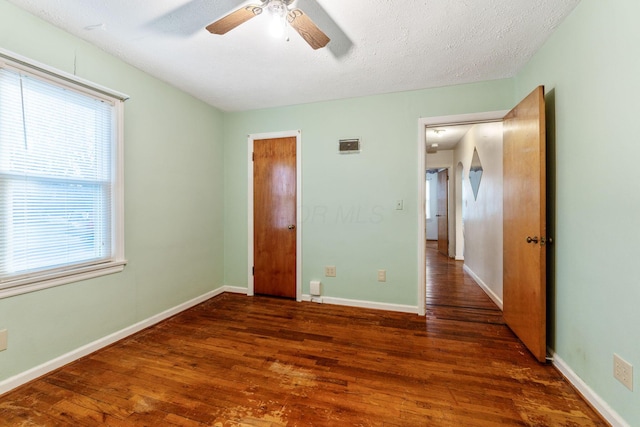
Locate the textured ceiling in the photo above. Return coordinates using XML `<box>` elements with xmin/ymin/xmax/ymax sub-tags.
<box><xmin>7</xmin><ymin>0</ymin><xmax>580</xmax><ymax>112</ymax></box>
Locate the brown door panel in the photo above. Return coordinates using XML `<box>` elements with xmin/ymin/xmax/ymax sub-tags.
<box><xmin>253</xmin><ymin>137</ymin><xmax>297</xmax><ymax>298</ymax></box>
<box><xmin>503</xmin><ymin>86</ymin><xmax>547</xmax><ymax>362</ymax></box>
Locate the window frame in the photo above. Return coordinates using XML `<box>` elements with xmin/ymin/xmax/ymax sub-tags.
<box><xmin>0</xmin><ymin>48</ymin><xmax>128</xmax><ymax>299</ymax></box>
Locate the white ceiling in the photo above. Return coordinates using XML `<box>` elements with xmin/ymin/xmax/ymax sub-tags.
<box><xmin>7</xmin><ymin>0</ymin><xmax>580</xmax><ymax>112</ymax></box>
<box><xmin>426</xmin><ymin>124</ymin><xmax>474</xmax><ymax>151</ymax></box>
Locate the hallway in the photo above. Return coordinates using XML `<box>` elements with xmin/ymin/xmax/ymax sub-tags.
<box><xmin>425</xmin><ymin>241</ymin><xmax>503</xmax><ymax>325</ymax></box>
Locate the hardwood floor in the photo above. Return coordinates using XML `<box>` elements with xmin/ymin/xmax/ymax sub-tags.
<box><xmin>426</xmin><ymin>241</ymin><xmax>504</xmax><ymax>325</ymax></box>
<box><xmin>0</xmin><ymin>245</ymin><xmax>606</xmax><ymax>426</ymax></box>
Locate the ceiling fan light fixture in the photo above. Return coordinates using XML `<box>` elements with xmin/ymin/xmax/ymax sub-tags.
<box><xmin>268</xmin><ymin>15</ymin><xmax>287</xmax><ymax>39</ymax></box>
<box><xmin>205</xmin><ymin>0</ymin><xmax>329</xmax><ymax>49</ymax></box>
<box><xmin>267</xmin><ymin>0</ymin><xmax>288</xmax><ymax>39</ymax></box>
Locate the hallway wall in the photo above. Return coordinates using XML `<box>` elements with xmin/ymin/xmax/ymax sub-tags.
<box><xmin>454</xmin><ymin>122</ymin><xmax>504</xmax><ymax>306</ymax></box>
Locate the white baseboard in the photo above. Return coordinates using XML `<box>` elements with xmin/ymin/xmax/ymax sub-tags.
<box><xmin>222</xmin><ymin>286</ymin><xmax>248</xmax><ymax>295</ymax></box>
<box><xmin>300</xmin><ymin>294</ymin><xmax>324</xmax><ymax>304</ymax></box>
<box><xmin>463</xmin><ymin>264</ymin><xmax>503</xmax><ymax>310</ymax></box>
<box><xmin>0</xmin><ymin>286</ymin><xmax>229</xmax><ymax>396</ymax></box>
<box><xmin>301</xmin><ymin>294</ymin><xmax>419</xmax><ymax>314</ymax></box>
<box><xmin>551</xmin><ymin>351</ymin><xmax>629</xmax><ymax>427</ymax></box>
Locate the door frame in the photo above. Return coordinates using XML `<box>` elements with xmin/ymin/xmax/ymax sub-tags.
<box><xmin>417</xmin><ymin>111</ymin><xmax>508</xmax><ymax>316</ymax></box>
<box><xmin>248</xmin><ymin>130</ymin><xmax>303</xmax><ymax>301</ymax></box>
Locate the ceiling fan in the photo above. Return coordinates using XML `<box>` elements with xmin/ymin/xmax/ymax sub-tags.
<box><xmin>205</xmin><ymin>0</ymin><xmax>330</xmax><ymax>50</ymax></box>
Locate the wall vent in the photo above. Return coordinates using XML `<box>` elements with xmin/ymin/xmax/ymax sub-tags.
<box><xmin>339</xmin><ymin>138</ymin><xmax>360</xmax><ymax>154</ymax></box>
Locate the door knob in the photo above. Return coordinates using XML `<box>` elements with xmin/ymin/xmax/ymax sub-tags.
<box><xmin>288</xmin><ymin>224</ymin><xmax>296</xmax><ymax>230</ymax></box>
<box><xmin>526</xmin><ymin>236</ymin><xmax>539</xmax><ymax>244</ymax></box>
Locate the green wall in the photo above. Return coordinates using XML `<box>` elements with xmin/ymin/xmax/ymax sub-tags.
<box><xmin>223</xmin><ymin>82</ymin><xmax>514</xmax><ymax>306</ymax></box>
<box><xmin>0</xmin><ymin>1</ymin><xmax>225</xmax><ymax>380</ymax></box>
<box><xmin>515</xmin><ymin>0</ymin><xmax>639</xmax><ymax>424</ymax></box>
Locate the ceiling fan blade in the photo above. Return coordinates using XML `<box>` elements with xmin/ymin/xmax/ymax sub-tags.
<box><xmin>206</xmin><ymin>5</ymin><xmax>263</xmax><ymax>35</ymax></box>
<box><xmin>294</xmin><ymin>0</ymin><xmax>353</xmax><ymax>58</ymax></box>
<box><xmin>287</xmin><ymin>9</ymin><xmax>330</xmax><ymax>49</ymax></box>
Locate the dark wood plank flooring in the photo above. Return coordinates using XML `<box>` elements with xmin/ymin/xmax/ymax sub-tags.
<box><xmin>426</xmin><ymin>241</ymin><xmax>504</xmax><ymax>325</ymax></box>
<box><xmin>0</xmin><ymin>244</ymin><xmax>606</xmax><ymax>426</ymax></box>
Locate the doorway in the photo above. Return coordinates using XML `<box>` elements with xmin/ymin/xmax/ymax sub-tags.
<box><xmin>424</xmin><ymin>122</ymin><xmax>504</xmax><ymax>312</ymax></box>
<box><xmin>417</xmin><ymin>111</ymin><xmax>508</xmax><ymax>316</ymax></box>
<box><xmin>425</xmin><ymin>168</ymin><xmax>450</xmax><ymax>255</ymax></box>
<box><xmin>248</xmin><ymin>130</ymin><xmax>302</xmax><ymax>300</ymax></box>
<box><xmin>436</xmin><ymin>168</ymin><xmax>449</xmax><ymax>257</ymax></box>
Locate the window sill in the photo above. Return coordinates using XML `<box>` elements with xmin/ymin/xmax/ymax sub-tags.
<box><xmin>0</xmin><ymin>260</ymin><xmax>127</xmax><ymax>300</ymax></box>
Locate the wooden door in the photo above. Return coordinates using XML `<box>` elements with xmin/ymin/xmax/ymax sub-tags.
<box><xmin>253</xmin><ymin>137</ymin><xmax>297</xmax><ymax>298</ymax></box>
<box><xmin>503</xmin><ymin>86</ymin><xmax>547</xmax><ymax>362</ymax></box>
<box><xmin>437</xmin><ymin>169</ymin><xmax>449</xmax><ymax>257</ymax></box>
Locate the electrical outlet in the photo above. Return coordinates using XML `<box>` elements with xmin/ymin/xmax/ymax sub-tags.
<box><xmin>614</xmin><ymin>354</ymin><xmax>633</xmax><ymax>391</ymax></box>
<box><xmin>0</xmin><ymin>329</ymin><xmax>7</xmax><ymax>352</ymax></box>
<box><xmin>325</xmin><ymin>265</ymin><xmax>336</xmax><ymax>277</ymax></box>
<box><xmin>377</xmin><ymin>269</ymin><xmax>386</xmax><ymax>282</ymax></box>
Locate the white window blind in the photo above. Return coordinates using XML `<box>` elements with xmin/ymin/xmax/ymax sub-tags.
<box><xmin>0</xmin><ymin>55</ymin><xmax>126</xmax><ymax>296</ymax></box>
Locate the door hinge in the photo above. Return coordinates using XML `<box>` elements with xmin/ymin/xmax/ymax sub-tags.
<box><xmin>252</xmin><ymin>266</ymin><xmax>254</xmax><ymax>276</ymax></box>
<box><xmin>252</xmin><ymin>152</ymin><xmax>254</xmax><ymax>161</ymax></box>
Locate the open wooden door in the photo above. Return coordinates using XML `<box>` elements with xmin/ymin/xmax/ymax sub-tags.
<box><xmin>436</xmin><ymin>169</ymin><xmax>449</xmax><ymax>257</ymax></box>
<box><xmin>503</xmin><ymin>86</ymin><xmax>547</xmax><ymax>362</ymax></box>
<box><xmin>253</xmin><ymin>137</ymin><xmax>297</xmax><ymax>299</ymax></box>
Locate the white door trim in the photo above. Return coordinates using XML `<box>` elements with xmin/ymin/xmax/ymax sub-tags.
<box><xmin>417</xmin><ymin>111</ymin><xmax>508</xmax><ymax>316</ymax></box>
<box><xmin>248</xmin><ymin>130</ymin><xmax>303</xmax><ymax>301</ymax></box>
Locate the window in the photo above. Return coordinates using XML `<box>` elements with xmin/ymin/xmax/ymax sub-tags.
<box><xmin>0</xmin><ymin>50</ymin><xmax>127</xmax><ymax>298</ymax></box>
